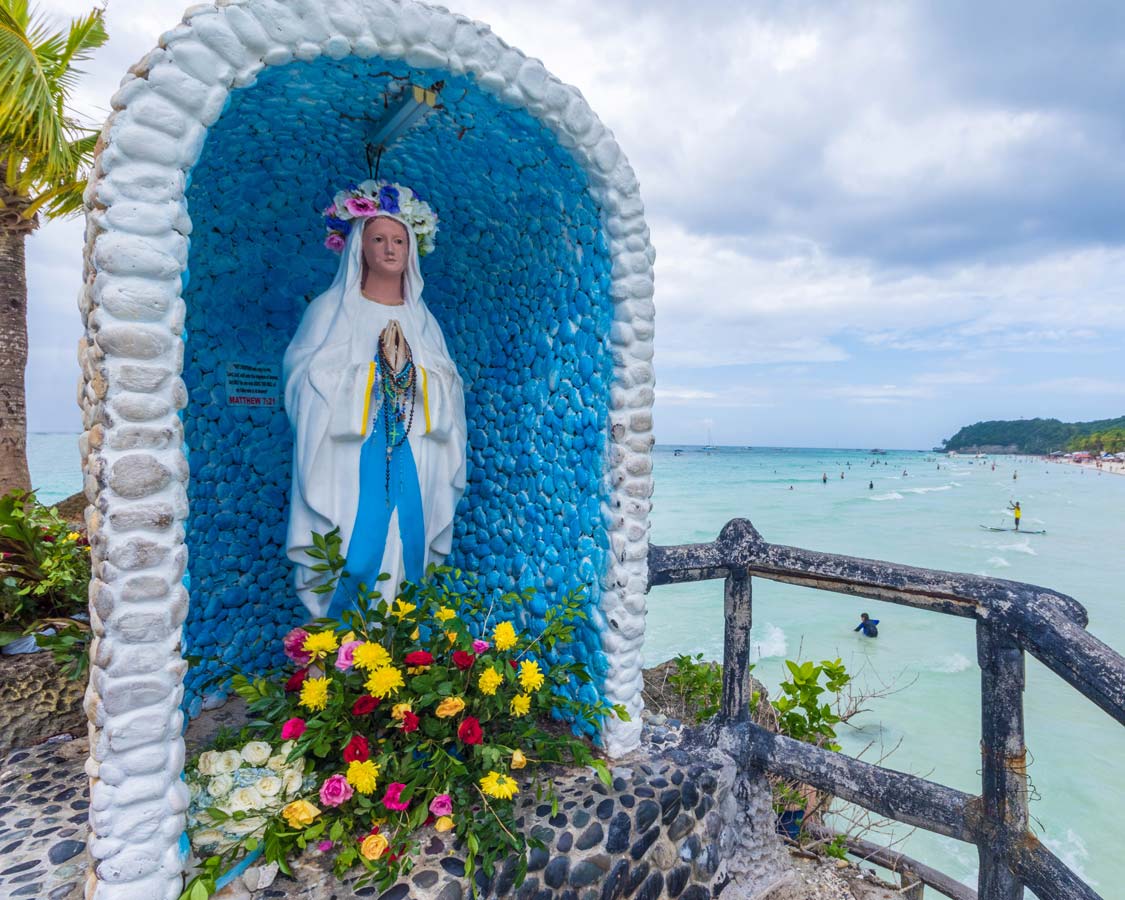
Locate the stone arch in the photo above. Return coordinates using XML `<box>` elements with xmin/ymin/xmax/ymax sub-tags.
<box><xmin>79</xmin><ymin>1</ymin><xmax>654</xmax><ymax>895</ymax></box>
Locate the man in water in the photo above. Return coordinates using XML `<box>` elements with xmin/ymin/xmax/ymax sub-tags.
<box><xmin>869</xmin><ymin>480</ymin><xmax>874</xmax><ymax>490</ymax></box>
<box><xmin>854</xmin><ymin>613</ymin><xmax>879</xmax><ymax>638</ymax></box>
<box><xmin>1009</xmin><ymin>501</ymin><xmax>1021</xmax><ymax>531</ymax></box>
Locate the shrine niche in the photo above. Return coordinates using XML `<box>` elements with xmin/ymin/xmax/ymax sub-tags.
<box><xmin>79</xmin><ymin>1</ymin><xmax>654</xmax><ymax>896</ymax></box>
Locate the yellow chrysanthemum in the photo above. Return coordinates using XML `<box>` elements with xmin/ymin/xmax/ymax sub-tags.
<box><xmin>518</xmin><ymin>660</ymin><xmax>545</xmax><ymax>692</ymax></box>
<box><xmin>445</xmin><ymin>630</ymin><xmax>458</xmax><ymax>645</ymax></box>
<box><xmin>392</xmin><ymin>600</ymin><xmax>416</xmax><ymax>620</ymax></box>
<box><xmin>352</xmin><ymin>642</ymin><xmax>391</xmax><ymax>671</ymax></box>
<box><xmin>478</xmin><ymin>668</ymin><xmax>504</xmax><ymax>696</ymax></box>
<box><xmin>434</xmin><ymin>696</ymin><xmax>466</xmax><ymax>718</ymax></box>
<box><xmin>479</xmin><ymin>771</ymin><xmax>519</xmax><ymax>800</ymax></box>
<box><xmin>281</xmin><ymin>799</ymin><xmax>320</xmax><ymax>829</ymax></box>
<box><xmin>65</xmin><ymin>531</ymin><xmax>81</xmax><ymax>542</ymax></box>
<box><xmin>391</xmin><ymin>702</ymin><xmax>412</xmax><ymax>721</ymax></box>
<box><xmin>302</xmin><ymin>631</ymin><xmax>339</xmax><ymax>660</ymax></box>
<box><xmin>365</xmin><ymin>666</ymin><xmax>405</xmax><ymax>698</ymax></box>
<box><xmin>434</xmin><ymin>607</ymin><xmax>457</xmax><ymax>622</ymax></box>
<box><xmin>346</xmin><ymin>759</ymin><xmax>380</xmax><ymax>794</ymax></box>
<box><xmin>493</xmin><ymin>621</ymin><xmax>517</xmax><ymax>652</ymax></box>
<box><xmin>299</xmin><ymin>676</ymin><xmax>330</xmax><ymax>712</ymax></box>
<box><xmin>509</xmin><ymin>693</ymin><xmax>531</xmax><ymax>717</ymax></box>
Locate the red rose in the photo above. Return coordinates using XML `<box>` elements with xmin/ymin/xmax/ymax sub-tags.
<box><xmin>343</xmin><ymin>734</ymin><xmax>370</xmax><ymax>763</ymax></box>
<box><xmin>509</xmin><ymin>659</ymin><xmax>519</xmax><ymax>670</ymax></box>
<box><xmin>352</xmin><ymin>695</ymin><xmax>380</xmax><ymax>715</ymax></box>
<box><xmin>285</xmin><ymin>668</ymin><xmax>309</xmax><ymax>692</ymax></box>
<box><xmin>401</xmin><ymin>710</ymin><xmax>420</xmax><ymax>733</ymax></box>
<box><xmin>404</xmin><ymin>651</ymin><xmax>434</xmax><ymax>666</ymax></box>
<box><xmin>452</xmin><ymin>651</ymin><xmax>476</xmax><ymax>671</ymax></box>
<box><xmin>458</xmin><ymin>717</ymin><xmax>483</xmax><ymax>745</ymax></box>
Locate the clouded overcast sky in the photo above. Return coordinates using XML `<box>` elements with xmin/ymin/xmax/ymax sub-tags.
<box><xmin>29</xmin><ymin>0</ymin><xmax>1125</xmax><ymax>447</ymax></box>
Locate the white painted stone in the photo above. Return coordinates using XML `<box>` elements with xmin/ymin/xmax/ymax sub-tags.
<box><xmin>108</xmin><ymin>454</ymin><xmax>172</xmax><ymax>498</ymax></box>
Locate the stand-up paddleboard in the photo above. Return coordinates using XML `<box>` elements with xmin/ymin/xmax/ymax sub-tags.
<box><xmin>979</xmin><ymin>525</ymin><xmax>1047</xmax><ymax>534</ymax></box>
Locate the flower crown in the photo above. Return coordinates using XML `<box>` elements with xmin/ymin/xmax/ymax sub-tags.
<box><xmin>323</xmin><ymin>180</ymin><xmax>438</xmax><ymax>256</ymax></box>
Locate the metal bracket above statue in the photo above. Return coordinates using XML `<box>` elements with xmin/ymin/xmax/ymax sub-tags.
<box><xmin>283</xmin><ymin>181</ymin><xmax>467</xmax><ymax>616</ymax></box>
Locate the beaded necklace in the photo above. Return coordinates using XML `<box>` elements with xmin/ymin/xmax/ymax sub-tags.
<box><xmin>375</xmin><ymin>338</ymin><xmax>417</xmax><ymax>496</ymax></box>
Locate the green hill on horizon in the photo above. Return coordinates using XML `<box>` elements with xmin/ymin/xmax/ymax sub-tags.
<box><xmin>942</xmin><ymin>415</ymin><xmax>1125</xmax><ymax>454</ymax></box>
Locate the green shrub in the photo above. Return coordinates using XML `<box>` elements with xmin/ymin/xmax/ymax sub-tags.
<box><xmin>0</xmin><ymin>490</ymin><xmax>91</xmax><ymax>665</ymax></box>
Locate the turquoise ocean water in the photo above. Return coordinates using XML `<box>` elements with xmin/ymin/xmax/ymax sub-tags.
<box><xmin>28</xmin><ymin>435</ymin><xmax>1124</xmax><ymax>889</ymax></box>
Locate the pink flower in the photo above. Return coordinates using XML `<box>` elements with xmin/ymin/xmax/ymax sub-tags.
<box><xmin>472</xmin><ymin>640</ymin><xmax>490</xmax><ymax>654</ymax></box>
<box><xmin>344</xmin><ymin>196</ymin><xmax>379</xmax><ymax>217</ymax></box>
<box><xmin>335</xmin><ymin>639</ymin><xmax>362</xmax><ymax>671</ymax></box>
<box><xmin>429</xmin><ymin>794</ymin><xmax>453</xmax><ymax>817</ymax></box>
<box><xmin>324</xmin><ymin>233</ymin><xmax>346</xmax><ymax>252</ymax></box>
<box><xmin>320</xmin><ymin>774</ymin><xmax>354</xmax><ymax>808</ymax></box>
<box><xmin>322</xmin><ymin>204</ymin><xmax>337</xmax><ymax>217</ymax></box>
<box><xmin>317</xmin><ymin>840</ymin><xmax>334</xmax><ymax>853</ymax></box>
<box><xmin>382</xmin><ymin>782</ymin><xmax>410</xmax><ymax>812</ymax></box>
<box><xmin>283</xmin><ymin>628</ymin><xmax>312</xmax><ymax>666</ymax></box>
<box><xmin>281</xmin><ymin>717</ymin><xmax>306</xmax><ymax>740</ymax></box>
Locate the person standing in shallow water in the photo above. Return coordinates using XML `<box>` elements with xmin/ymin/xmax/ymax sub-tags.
<box><xmin>854</xmin><ymin>613</ymin><xmax>879</xmax><ymax>637</ymax></box>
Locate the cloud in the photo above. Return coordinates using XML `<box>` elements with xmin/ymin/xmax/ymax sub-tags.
<box><xmin>24</xmin><ymin>0</ymin><xmax>1125</xmax><ymax>447</ymax></box>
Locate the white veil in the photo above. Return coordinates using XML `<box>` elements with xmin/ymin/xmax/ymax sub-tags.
<box><xmin>283</xmin><ymin>214</ymin><xmax>467</xmax><ymax>613</ymax></box>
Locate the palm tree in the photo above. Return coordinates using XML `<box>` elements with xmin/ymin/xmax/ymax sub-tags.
<box><xmin>0</xmin><ymin>0</ymin><xmax>106</xmax><ymax>494</ymax></box>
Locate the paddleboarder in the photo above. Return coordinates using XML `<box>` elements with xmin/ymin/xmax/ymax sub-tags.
<box><xmin>1008</xmin><ymin>500</ymin><xmax>1022</xmax><ymax>531</ymax></box>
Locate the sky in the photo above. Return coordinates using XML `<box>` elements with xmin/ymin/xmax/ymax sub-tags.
<box><xmin>27</xmin><ymin>0</ymin><xmax>1125</xmax><ymax>448</ymax></box>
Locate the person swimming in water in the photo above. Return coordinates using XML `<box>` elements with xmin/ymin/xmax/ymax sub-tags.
<box><xmin>854</xmin><ymin>613</ymin><xmax>879</xmax><ymax>637</ymax></box>
<box><xmin>869</xmin><ymin>480</ymin><xmax>874</xmax><ymax>489</ymax></box>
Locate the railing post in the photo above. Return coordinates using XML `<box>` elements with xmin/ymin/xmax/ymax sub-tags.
<box><xmin>977</xmin><ymin>622</ymin><xmax>1028</xmax><ymax>900</ymax></box>
<box><xmin>722</xmin><ymin>566</ymin><xmax>753</xmax><ymax>722</ymax></box>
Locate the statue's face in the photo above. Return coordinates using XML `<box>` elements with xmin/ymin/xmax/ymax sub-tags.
<box><xmin>362</xmin><ymin>217</ymin><xmax>409</xmax><ymax>278</ymax></box>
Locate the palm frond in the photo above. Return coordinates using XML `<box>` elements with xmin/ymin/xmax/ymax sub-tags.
<box><xmin>0</xmin><ymin>0</ymin><xmax>106</xmax><ymax>220</ymax></box>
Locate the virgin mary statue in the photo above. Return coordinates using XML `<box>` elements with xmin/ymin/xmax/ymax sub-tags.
<box><xmin>283</xmin><ymin>181</ymin><xmax>467</xmax><ymax>618</ymax></box>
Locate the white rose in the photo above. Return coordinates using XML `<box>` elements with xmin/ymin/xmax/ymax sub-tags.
<box><xmin>267</xmin><ymin>754</ymin><xmax>288</xmax><ymax>772</ymax></box>
<box><xmin>240</xmin><ymin>741</ymin><xmax>272</xmax><ymax>766</ymax></box>
<box><xmin>255</xmin><ymin>776</ymin><xmax>283</xmax><ymax>798</ymax></box>
<box><xmin>333</xmin><ymin>191</ymin><xmax>352</xmax><ymax>215</ymax></box>
<box><xmin>187</xmin><ymin>781</ymin><xmax>202</xmax><ymax>802</ymax></box>
<box><xmin>282</xmin><ymin>770</ymin><xmax>304</xmax><ymax>796</ymax></box>
<box><xmin>193</xmin><ymin>829</ymin><xmax>225</xmax><ymax>849</ymax></box>
<box><xmin>358</xmin><ymin>179</ymin><xmax>380</xmax><ymax>195</ymax></box>
<box><xmin>227</xmin><ymin>787</ymin><xmax>265</xmax><ymax>813</ymax></box>
<box><xmin>196</xmin><ymin>751</ymin><xmax>219</xmax><ymax>777</ymax></box>
<box><xmin>279</xmin><ymin>740</ymin><xmax>296</xmax><ymax>757</ymax></box>
<box><xmin>208</xmin><ymin>775</ymin><xmax>234</xmax><ymax>799</ymax></box>
<box><xmin>225</xmin><ymin>816</ymin><xmax>267</xmax><ymax>837</ymax></box>
<box><xmin>216</xmin><ymin>750</ymin><xmax>243</xmax><ymax>775</ymax></box>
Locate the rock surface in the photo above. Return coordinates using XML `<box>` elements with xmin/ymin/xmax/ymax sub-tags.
<box><xmin>0</xmin><ymin>652</ymin><xmax>86</xmax><ymax>757</ymax></box>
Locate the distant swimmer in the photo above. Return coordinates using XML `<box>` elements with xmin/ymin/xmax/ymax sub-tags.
<box><xmin>788</xmin><ymin>485</ymin><xmax>794</xmax><ymax>491</ymax></box>
<box><xmin>1008</xmin><ymin>501</ymin><xmax>1022</xmax><ymax>531</ymax></box>
<box><xmin>1013</xmin><ymin>471</ymin><xmax>1018</xmax><ymax>480</ymax></box>
<box><xmin>840</xmin><ymin>472</ymin><xmax>845</xmax><ymax>479</ymax></box>
<box><xmin>869</xmin><ymin>480</ymin><xmax>874</xmax><ymax>489</ymax></box>
<box><xmin>854</xmin><ymin>613</ymin><xmax>879</xmax><ymax>638</ymax></box>
<box><xmin>902</xmin><ymin>469</ymin><xmax>908</xmax><ymax>476</ymax></box>
<box><xmin>822</xmin><ymin>473</ymin><xmax>828</xmax><ymax>484</ymax></box>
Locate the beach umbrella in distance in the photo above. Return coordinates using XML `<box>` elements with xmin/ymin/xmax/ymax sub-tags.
<box><xmin>0</xmin><ymin>0</ymin><xmax>107</xmax><ymax>494</ymax></box>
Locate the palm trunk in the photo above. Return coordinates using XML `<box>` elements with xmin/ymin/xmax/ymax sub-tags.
<box><xmin>0</xmin><ymin>226</ymin><xmax>31</xmax><ymax>494</ymax></box>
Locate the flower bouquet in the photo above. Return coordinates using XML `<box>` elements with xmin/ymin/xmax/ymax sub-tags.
<box><xmin>182</xmin><ymin>529</ymin><xmax>626</xmax><ymax>897</ymax></box>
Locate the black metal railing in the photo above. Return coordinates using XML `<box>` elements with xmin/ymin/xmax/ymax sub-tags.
<box><xmin>647</xmin><ymin>519</ymin><xmax>1125</xmax><ymax>900</ymax></box>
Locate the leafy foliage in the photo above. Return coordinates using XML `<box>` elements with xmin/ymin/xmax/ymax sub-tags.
<box><xmin>667</xmin><ymin>653</ymin><xmax>723</xmax><ymax>724</ymax></box>
<box><xmin>0</xmin><ymin>0</ymin><xmax>107</xmax><ymax>224</ymax></box>
<box><xmin>0</xmin><ymin>490</ymin><xmax>89</xmax><ymax>647</ymax></box>
<box><xmin>1067</xmin><ymin>428</ymin><xmax>1125</xmax><ymax>454</ymax></box>
<box><xmin>942</xmin><ymin>415</ymin><xmax>1125</xmax><ymax>455</ymax></box>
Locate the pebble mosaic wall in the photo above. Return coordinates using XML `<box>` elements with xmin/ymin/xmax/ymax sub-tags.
<box><xmin>79</xmin><ymin>2</ymin><xmax>655</xmax><ymax>896</ymax></box>
<box><xmin>181</xmin><ymin>57</ymin><xmax>614</xmax><ymax>731</ymax></box>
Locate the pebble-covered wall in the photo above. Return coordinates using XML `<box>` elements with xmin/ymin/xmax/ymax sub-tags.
<box><xmin>79</xmin><ymin>2</ymin><xmax>655</xmax><ymax>897</ymax></box>
<box><xmin>181</xmin><ymin>57</ymin><xmax>615</xmax><ymax>730</ymax></box>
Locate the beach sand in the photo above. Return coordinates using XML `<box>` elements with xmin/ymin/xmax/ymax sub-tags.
<box><xmin>1050</xmin><ymin>457</ymin><xmax>1125</xmax><ymax>476</ymax></box>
